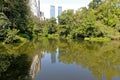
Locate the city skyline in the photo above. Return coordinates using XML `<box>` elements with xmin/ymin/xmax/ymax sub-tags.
<box><xmin>31</xmin><ymin>0</ymin><xmax>92</xmax><ymax>18</ymax></box>
<box><xmin>41</xmin><ymin>0</ymin><xmax>92</xmax><ymax>18</ymax></box>
<box><xmin>50</xmin><ymin>5</ymin><xmax>63</xmax><ymax>18</ymax></box>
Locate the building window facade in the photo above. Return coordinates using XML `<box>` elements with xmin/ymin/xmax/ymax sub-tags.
<box><xmin>50</xmin><ymin>5</ymin><xmax>55</xmax><ymax>18</ymax></box>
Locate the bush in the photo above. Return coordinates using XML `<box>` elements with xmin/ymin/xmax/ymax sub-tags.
<box><xmin>4</xmin><ymin>29</ymin><xmax>19</xmax><ymax>43</ymax></box>
<box><xmin>0</xmin><ymin>12</ymin><xmax>10</xmax><ymax>40</ymax></box>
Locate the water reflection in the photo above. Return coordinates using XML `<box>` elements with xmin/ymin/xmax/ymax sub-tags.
<box><xmin>0</xmin><ymin>41</ymin><xmax>44</xmax><ymax>80</ymax></box>
<box><xmin>0</xmin><ymin>38</ymin><xmax>120</xmax><ymax>80</ymax></box>
<box><xmin>30</xmin><ymin>54</ymin><xmax>42</xmax><ymax>79</ymax></box>
<box><xmin>0</xmin><ymin>54</ymin><xmax>31</xmax><ymax>80</ymax></box>
<box><xmin>35</xmin><ymin>39</ymin><xmax>120</xmax><ymax>80</ymax></box>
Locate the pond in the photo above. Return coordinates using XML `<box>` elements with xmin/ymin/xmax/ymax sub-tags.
<box><xmin>0</xmin><ymin>38</ymin><xmax>120</xmax><ymax>80</ymax></box>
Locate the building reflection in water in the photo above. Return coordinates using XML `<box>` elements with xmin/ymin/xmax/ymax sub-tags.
<box><xmin>51</xmin><ymin>48</ymin><xmax>59</xmax><ymax>64</ymax></box>
<box><xmin>30</xmin><ymin>51</ymin><xmax>45</xmax><ymax>79</ymax></box>
<box><xmin>51</xmin><ymin>54</ymin><xmax>56</xmax><ymax>63</ymax></box>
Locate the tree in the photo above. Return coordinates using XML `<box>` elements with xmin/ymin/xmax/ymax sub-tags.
<box><xmin>89</xmin><ymin>0</ymin><xmax>102</xmax><ymax>9</ymax></box>
<box><xmin>0</xmin><ymin>12</ymin><xmax>10</xmax><ymax>40</ymax></box>
<box><xmin>58</xmin><ymin>10</ymin><xmax>74</xmax><ymax>37</ymax></box>
<box><xmin>0</xmin><ymin>0</ymin><xmax>34</xmax><ymax>42</ymax></box>
<box><xmin>47</xmin><ymin>18</ymin><xmax>57</xmax><ymax>34</ymax></box>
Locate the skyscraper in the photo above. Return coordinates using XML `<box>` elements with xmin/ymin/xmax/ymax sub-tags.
<box><xmin>50</xmin><ymin>5</ymin><xmax>55</xmax><ymax>18</ymax></box>
<box><xmin>30</xmin><ymin>0</ymin><xmax>41</xmax><ymax>18</ymax></box>
<box><xmin>58</xmin><ymin>6</ymin><xmax>62</xmax><ymax>16</ymax></box>
<box><xmin>37</xmin><ymin>0</ymin><xmax>40</xmax><ymax>18</ymax></box>
<box><xmin>58</xmin><ymin>6</ymin><xmax>62</xmax><ymax>23</ymax></box>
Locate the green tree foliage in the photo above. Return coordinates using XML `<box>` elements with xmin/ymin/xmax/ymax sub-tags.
<box><xmin>58</xmin><ymin>10</ymin><xmax>75</xmax><ymax>38</ymax></box>
<box><xmin>89</xmin><ymin>0</ymin><xmax>102</xmax><ymax>9</ymax></box>
<box><xmin>46</xmin><ymin>18</ymin><xmax>57</xmax><ymax>34</ymax></box>
<box><xmin>30</xmin><ymin>0</ymin><xmax>120</xmax><ymax>40</ymax></box>
<box><xmin>4</xmin><ymin>28</ymin><xmax>19</xmax><ymax>43</ymax></box>
<box><xmin>0</xmin><ymin>0</ymin><xmax>34</xmax><ymax>43</ymax></box>
<box><xmin>1</xmin><ymin>0</ymin><xmax>30</xmax><ymax>30</ymax></box>
<box><xmin>1</xmin><ymin>0</ymin><xmax>120</xmax><ymax>42</ymax></box>
<box><xmin>56</xmin><ymin>0</ymin><xmax>120</xmax><ymax>39</ymax></box>
<box><xmin>43</xmin><ymin>26</ymin><xmax>48</xmax><ymax>37</ymax></box>
<box><xmin>0</xmin><ymin>12</ymin><xmax>10</xmax><ymax>40</ymax></box>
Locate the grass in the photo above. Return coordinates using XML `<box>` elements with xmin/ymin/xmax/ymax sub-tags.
<box><xmin>48</xmin><ymin>34</ymin><xmax>59</xmax><ymax>39</ymax></box>
<box><xmin>15</xmin><ymin>35</ymin><xmax>27</xmax><ymax>42</ymax></box>
<box><xmin>84</xmin><ymin>37</ymin><xmax>111</xmax><ymax>42</ymax></box>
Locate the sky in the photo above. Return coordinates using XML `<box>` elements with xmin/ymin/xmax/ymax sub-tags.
<box><xmin>31</xmin><ymin>0</ymin><xmax>92</xmax><ymax>18</ymax></box>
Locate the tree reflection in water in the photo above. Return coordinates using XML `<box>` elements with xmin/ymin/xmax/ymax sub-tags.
<box><xmin>0</xmin><ymin>41</ymin><xmax>44</xmax><ymax>80</ymax></box>
<box><xmin>0</xmin><ymin>54</ymin><xmax>31</xmax><ymax>80</ymax></box>
<box><xmin>0</xmin><ymin>38</ymin><xmax>120</xmax><ymax>80</ymax></box>
<box><xmin>37</xmin><ymin>38</ymin><xmax>120</xmax><ymax>80</ymax></box>
<box><xmin>58</xmin><ymin>41</ymin><xmax>120</xmax><ymax>80</ymax></box>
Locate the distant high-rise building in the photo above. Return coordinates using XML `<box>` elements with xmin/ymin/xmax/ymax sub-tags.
<box><xmin>50</xmin><ymin>5</ymin><xmax>55</xmax><ymax>18</ymax></box>
<box><xmin>37</xmin><ymin>0</ymin><xmax>40</xmax><ymax>18</ymax></box>
<box><xmin>30</xmin><ymin>0</ymin><xmax>45</xmax><ymax>20</ymax></box>
<box><xmin>40</xmin><ymin>11</ymin><xmax>45</xmax><ymax>20</ymax></box>
<box><xmin>58</xmin><ymin>6</ymin><xmax>62</xmax><ymax>23</ymax></box>
<box><xmin>58</xmin><ymin>6</ymin><xmax>62</xmax><ymax>16</ymax></box>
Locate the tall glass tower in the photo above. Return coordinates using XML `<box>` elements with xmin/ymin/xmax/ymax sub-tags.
<box><xmin>58</xmin><ymin>6</ymin><xmax>62</xmax><ymax>23</ymax></box>
<box><xmin>50</xmin><ymin>5</ymin><xmax>55</xmax><ymax>18</ymax></box>
<box><xmin>58</xmin><ymin>6</ymin><xmax>62</xmax><ymax>16</ymax></box>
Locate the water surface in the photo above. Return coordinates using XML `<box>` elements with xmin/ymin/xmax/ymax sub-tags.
<box><xmin>0</xmin><ymin>39</ymin><xmax>120</xmax><ymax>80</ymax></box>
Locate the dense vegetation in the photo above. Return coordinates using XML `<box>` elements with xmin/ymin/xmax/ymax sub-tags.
<box><xmin>36</xmin><ymin>0</ymin><xmax>120</xmax><ymax>40</ymax></box>
<box><xmin>0</xmin><ymin>0</ymin><xmax>120</xmax><ymax>43</ymax></box>
<box><xmin>0</xmin><ymin>0</ymin><xmax>34</xmax><ymax>43</ymax></box>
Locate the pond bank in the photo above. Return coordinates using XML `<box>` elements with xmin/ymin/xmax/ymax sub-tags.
<box><xmin>84</xmin><ymin>37</ymin><xmax>120</xmax><ymax>41</ymax></box>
